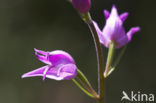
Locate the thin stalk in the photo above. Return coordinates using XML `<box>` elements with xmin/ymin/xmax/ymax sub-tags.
<box><xmin>82</xmin><ymin>13</ymin><xmax>105</xmax><ymax>103</ymax></box>
<box><xmin>104</xmin><ymin>42</ymin><xmax>115</xmax><ymax>78</ymax></box>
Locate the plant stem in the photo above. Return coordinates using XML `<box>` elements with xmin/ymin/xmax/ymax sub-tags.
<box><xmin>104</xmin><ymin>42</ymin><xmax>115</xmax><ymax>78</ymax></box>
<box><xmin>82</xmin><ymin>13</ymin><xmax>105</xmax><ymax>103</ymax></box>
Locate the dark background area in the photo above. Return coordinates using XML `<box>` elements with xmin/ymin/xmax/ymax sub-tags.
<box><xmin>0</xmin><ymin>0</ymin><xmax>155</xmax><ymax>103</ymax></box>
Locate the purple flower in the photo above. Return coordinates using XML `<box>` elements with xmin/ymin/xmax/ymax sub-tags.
<box><xmin>22</xmin><ymin>49</ymin><xmax>77</xmax><ymax>81</ymax></box>
<box><xmin>72</xmin><ymin>0</ymin><xmax>91</xmax><ymax>13</ymax></box>
<box><xmin>93</xmin><ymin>5</ymin><xmax>140</xmax><ymax>48</ymax></box>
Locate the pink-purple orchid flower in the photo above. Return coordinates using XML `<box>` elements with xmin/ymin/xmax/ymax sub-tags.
<box><xmin>22</xmin><ymin>49</ymin><xmax>77</xmax><ymax>80</ymax></box>
<box><xmin>72</xmin><ymin>0</ymin><xmax>91</xmax><ymax>13</ymax></box>
<box><xmin>93</xmin><ymin>5</ymin><xmax>140</xmax><ymax>48</ymax></box>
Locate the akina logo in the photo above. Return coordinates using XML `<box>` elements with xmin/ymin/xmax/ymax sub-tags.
<box><xmin>121</xmin><ymin>91</ymin><xmax>155</xmax><ymax>102</ymax></box>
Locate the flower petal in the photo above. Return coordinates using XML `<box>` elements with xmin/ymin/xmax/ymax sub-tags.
<box><xmin>21</xmin><ymin>65</ymin><xmax>48</xmax><ymax>78</ymax></box>
<box><xmin>92</xmin><ymin>20</ymin><xmax>110</xmax><ymax>47</ymax></box>
<box><xmin>110</xmin><ymin>5</ymin><xmax>119</xmax><ymax>17</ymax></box>
<box><xmin>120</xmin><ymin>12</ymin><xmax>129</xmax><ymax>22</ymax></box>
<box><xmin>42</xmin><ymin>66</ymin><xmax>50</xmax><ymax>80</ymax></box>
<box><xmin>104</xmin><ymin>10</ymin><xmax>110</xmax><ymax>19</ymax></box>
<box><xmin>44</xmin><ymin>67</ymin><xmax>64</xmax><ymax>81</ymax></box>
<box><xmin>34</xmin><ymin>48</ymin><xmax>51</xmax><ymax>65</ymax></box>
<box><xmin>126</xmin><ymin>27</ymin><xmax>140</xmax><ymax>41</ymax></box>
<box><xmin>46</xmin><ymin>64</ymin><xmax>77</xmax><ymax>80</ymax></box>
<box><xmin>115</xmin><ymin>35</ymin><xmax>128</xmax><ymax>48</ymax></box>
<box><xmin>48</xmin><ymin>50</ymin><xmax>75</xmax><ymax>66</ymax></box>
<box><xmin>102</xmin><ymin>5</ymin><xmax>125</xmax><ymax>41</ymax></box>
<box><xmin>34</xmin><ymin>48</ymin><xmax>47</xmax><ymax>55</ymax></box>
<box><xmin>116</xmin><ymin>27</ymin><xmax>140</xmax><ymax>48</ymax></box>
<box><xmin>58</xmin><ymin>64</ymin><xmax>77</xmax><ymax>80</ymax></box>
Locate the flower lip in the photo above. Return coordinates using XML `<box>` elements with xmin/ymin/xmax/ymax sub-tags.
<box><xmin>22</xmin><ymin>49</ymin><xmax>77</xmax><ymax>81</ymax></box>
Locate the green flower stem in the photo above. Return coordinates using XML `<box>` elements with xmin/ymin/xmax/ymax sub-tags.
<box><xmin>72</xmin><ymin>79</ymin><xmax>95</xmax><ymax>98</ymax></box>
<box><xmin>104</xmin><ymin>42</ymin><xmax>115</xmax><ymax>78</ymax></box>
<box><xmin>82</xmin><ymin>13</ymin><xmax>105</xmax><ymax>103</ymax></box>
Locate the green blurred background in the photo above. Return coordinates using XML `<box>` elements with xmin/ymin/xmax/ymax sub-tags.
<box><xmin>0</xmin><ymin>0</ymin><xmax>156</xmax><ymax>103</ymax></box>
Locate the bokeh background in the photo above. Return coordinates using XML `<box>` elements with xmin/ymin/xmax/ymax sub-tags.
<box><xmin>0</xmin><ymin>0</ymin><xmax>156</xmax><ymax>103</ymax></box>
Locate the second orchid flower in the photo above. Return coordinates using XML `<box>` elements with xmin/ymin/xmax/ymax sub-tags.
<box><xmin>93</xmin><ymin>5</ymin><xmax>140</xmax><ymax>48</ymax></box>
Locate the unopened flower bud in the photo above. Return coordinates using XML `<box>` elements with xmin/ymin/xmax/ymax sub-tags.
<box><xmin>72</xmin><ymin>0</ymin><xmax>91</xmax><ymax>13</ymax></box>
